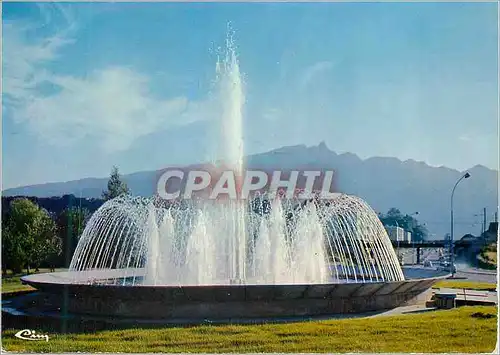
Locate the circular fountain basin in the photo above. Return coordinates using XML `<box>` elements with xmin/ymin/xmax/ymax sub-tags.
<box><xmin>15</xmin><ymin>267</ymin><xmax>449</xmax><ymax>323</ymax></box>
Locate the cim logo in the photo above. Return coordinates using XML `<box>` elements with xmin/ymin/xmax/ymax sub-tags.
<box><xmin>14</xmin><ymin>329</ymin><xmax>49</xmax><ymax>342</ymax></box>
<box><xmin>155</xmin><ymin>164</ymin><xmax>338</xmax><ymax>201</ymax></box>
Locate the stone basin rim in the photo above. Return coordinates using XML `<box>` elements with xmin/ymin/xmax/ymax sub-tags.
<box><xmin>21</xmin><ymin>267</ymin><xmax>451</xmax><ymax>290</ymax></box>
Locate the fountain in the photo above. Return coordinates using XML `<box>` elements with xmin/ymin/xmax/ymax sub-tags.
<box><xmin>16</xmin><ymin>32</ymin><xmax>449</xmax><ymax>325</ymax></box>
<box><xmin>67</xmin><ymin>194</ymin><xmax>405</xmax><ymax>287</ymax></box>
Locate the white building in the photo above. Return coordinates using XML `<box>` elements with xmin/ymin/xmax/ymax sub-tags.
<box><xmin>385</xmin><ymin>226</ymin><xmax>405</xmax><ymax>242</ymax></box>
<box><xmin>405</xmin><ymin>231</ymin><xmax>412</xmax><ymax>243</ymax></box>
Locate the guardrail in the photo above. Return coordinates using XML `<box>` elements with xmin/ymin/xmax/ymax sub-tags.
<box><xmin>391</xmin><ymin>241</ymin><xmax>449</xmax><ymax>248</ymax></box>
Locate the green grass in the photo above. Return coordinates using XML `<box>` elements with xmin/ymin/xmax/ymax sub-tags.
<box><xmin>2</xmin><ymin>306</ymin><xmax>497</xmax><ymax>353</ymax></box>
<box><xmin>2</xmin><ymin>274</ymin><xmax>35</xmax><ymax>294</ymax></box>
<box><xmin>1</xmin><ymin>277</ymin><xmax>35</xmax><ymax>294</ymax></box>
<box><xmin>478</xmin><ymin>242</ymin><xmax>497</xmax><ymax>270</ymax></box>
<box><xmin>484</xmin><ymin>251</ymin><xmax>497</xmax><ymax>264</ymax></box>
<box><xmin>433</xmin><ymin>280</ymin><xmax>497</xmax><ymax>291</ymax></box>
<box><xmin>2</xmin><ymin>268</ymin><xmax>65</xmax><ymax>294</ymax></box>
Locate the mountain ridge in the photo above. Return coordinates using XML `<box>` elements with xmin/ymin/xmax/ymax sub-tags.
<box><xmin>3</xmin><ymin>143</ymin><xmax>497</xmax><ymax>240</ymax></box>
<box><xmin>4</xmin><ymin>144</ymin><xmax>493</xmax><ymax>192</ymax></box>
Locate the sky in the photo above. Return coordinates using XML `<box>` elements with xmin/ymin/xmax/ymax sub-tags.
<box><xmin>2</xmin><ymin>2</ymin><xmax>499</xmax><ymax>189</ymax></box>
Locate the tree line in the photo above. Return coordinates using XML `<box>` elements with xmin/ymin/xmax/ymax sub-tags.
<box><xmin>1</xmin><ymin>167</ymin><xmax>129</xmax><ymax>274</ymax></box>
<box><xmin>1</xmin><ymin>199</ymin><xmax>90</xmax><ymax>273</ymax></box>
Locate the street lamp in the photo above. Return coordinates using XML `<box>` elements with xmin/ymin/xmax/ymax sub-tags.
<box><xmin>406</xmin><ymin>212</ymin><xmax>419</xmax><ymax>263</ymax></box>
<box><xmin>450</xmin><ymin>172</ymin><xmax>471</xmax><ymax>276</ymax></box>
<box><xmin>393</xmin><ymin>221</ymin><xmax>402</xmax><ymax>263</ymax></box>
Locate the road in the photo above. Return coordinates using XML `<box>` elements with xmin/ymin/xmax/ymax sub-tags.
<box><xmin>395</xmin><ymin>247</ymin><xmax>497</xmax><ymax>283</ymax></box>
<box><xmin>454</xmin><ymin>266</ymin><xmax>497</xmax><ymax>283</ymax></box>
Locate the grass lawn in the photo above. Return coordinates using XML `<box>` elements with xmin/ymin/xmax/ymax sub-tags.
<box><xmin>2</xmin><ymin>269</ymin><xmax>65</xmax><ymax>294</ymax></box>
<box><xmin>484</xmin><ymin>251</ymin><xmax>497</xmax><ymax>265</ymax></box>
<box><xmin>478</xmin><ymin>242</ymin><xmax>497</xmax><ymax>270</ymax></box>
<box><xmin>433</xmin><ymin>280</ymin><xmax>497</xmax><ymax>292</ymax></box>
<box><xmin>1</xmin><ymin>276</ymin><xmax>35</xmax><ymax>294</ymax></box>
<box><xmin>2</xmin><ymin>306</ymin><xmax>497</xmax><ymax>353</ymax></box>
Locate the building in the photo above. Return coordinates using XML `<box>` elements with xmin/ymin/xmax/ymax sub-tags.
<box><xmin>405</xmin><ymin>231</ymin><xmax>412</xmax><ymax>243</ymax></box>
<box><xmin>385</xmin><ymin>226</ymin><xmax>405</xmax><ymax>242</ymax></box>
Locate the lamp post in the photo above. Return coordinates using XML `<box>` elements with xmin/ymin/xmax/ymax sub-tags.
<box><xmin>450</xmin><ymin>172</ymin><xmax>471</xmax><ymax>276</ymax></box>
<box><xmin>393</xmin><ymin>221</ymin><xmax>402</xmax><ymax>263</ymax></box>
<box><xmin>407</xmin><ymin>212</ymin><xmax>419</xmax><ymax>264</ymax></box>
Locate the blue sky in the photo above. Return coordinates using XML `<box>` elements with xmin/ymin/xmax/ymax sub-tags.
<box><xmin>2</xmin><ymin>2</ymin><xmax>498</xmax><ymax>189</ymax></box>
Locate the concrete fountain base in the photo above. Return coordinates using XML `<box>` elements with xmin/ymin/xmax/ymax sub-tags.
<box><xmin>11</xmin><ymin>267</ymin><xmax>449</xmax><ymax>323</ymax></box>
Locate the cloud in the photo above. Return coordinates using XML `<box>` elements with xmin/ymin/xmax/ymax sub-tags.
<box><xmin>18</xmin><ymin>67</ymin><xmax>195</xmax><ymax>151</ymax></box>
<box><xmin>262</xmin><ymin>108</ymin><xmax>283</xmax><ymax>122</ymax></box>
<box><xmin>299</xmin><ymin>61</ymin><xmax>334</xmax><ymax>89</ymax></box>
<box><xmin>458</xmin><ymin>135</ymin><xmax>471</xmax><ymax>142</ymax></box>
<box><xmin>3</xmin><ymin>6</ymin><xmax>210</xmax><ymax>153</ymax></box>
<box><xmin>2</xmin><ymin>23</ymin><xmax>72</xmax><ymax>106</ymax></box>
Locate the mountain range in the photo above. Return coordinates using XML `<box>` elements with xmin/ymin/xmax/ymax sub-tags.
<box><xmin>3</xmin><ymin>142</ymin><xmax>498</xmax><ymax>240</ymax></box>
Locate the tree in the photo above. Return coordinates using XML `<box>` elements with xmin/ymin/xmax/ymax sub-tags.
<box><xmin>411</xmin><ymin>223</ymin><xmax>428</xmax><ymax>242</ymax></box>
<box><xmin>380</xmin><ymin>208</ymin><xmax>403</xmax><ymax>227</ymax></box>
<box><xmin>56</xmin><ymin>207</ymin><xmax>91</xmax><ymax>267</ymax></box>
<box><xmin>30</xmin><ymin>211</ymin><xmax>61</xmax><ymax>272</ymax></box>
<box><xmin>2</xmin><ymin>198</ymin><xmax>40</xmax><ymax>273</ymax></box>
<box><xmin>102</xmin><ymin>166</ymin><xmax>130</xmax><ymax>201</ymax></box>
<box><xmin>387</xmin><ymin>208</ymin><xmax>402</xmax><ymax>218</ymax></box>
<box><xmin>1</xmin><ymin>198</ymin><xmax>59</xmax><ymax>273</ymax></box>
<box><xmin>2</xmin><ymin>224</ymin><xmax>25</xmax><ymax>274</ymax></box>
